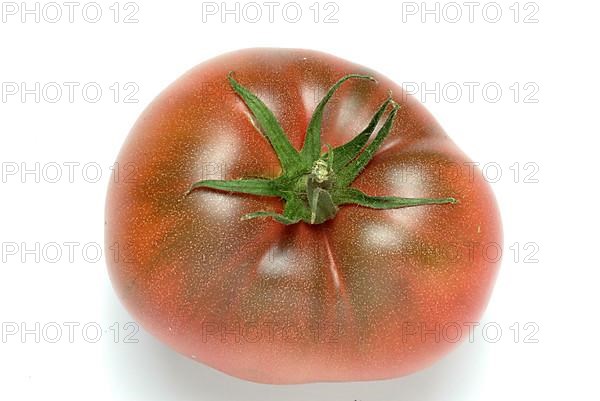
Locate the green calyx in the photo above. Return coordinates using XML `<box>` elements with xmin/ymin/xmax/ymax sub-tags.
<box><xmin>187</xmin><ymin>72</ymin><xmax>458</xmax><ymax>225</ymax></box>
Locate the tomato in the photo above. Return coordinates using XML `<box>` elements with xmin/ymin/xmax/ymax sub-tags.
<box><xmin>105</xmin><ymin>48</ymin><xmax>502</xmax><ymax>384</ymax></box>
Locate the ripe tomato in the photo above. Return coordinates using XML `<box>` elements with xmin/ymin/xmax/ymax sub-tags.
<box><xmin>105</xmin><ymin>48</ymin><xmax>502</xmax><ymax>384</ymax></box>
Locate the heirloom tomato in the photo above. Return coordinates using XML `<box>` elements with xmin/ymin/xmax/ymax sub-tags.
<box><xmin>105</xmin><ymin>48</ymin><xmax>502</xmax><ymax>384</ymax></box>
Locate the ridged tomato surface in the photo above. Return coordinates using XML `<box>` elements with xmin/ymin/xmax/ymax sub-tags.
<box><xmin>105</xmin><ymin>48</ymin><xmax>502</xmax><ymax>384</ymax></box>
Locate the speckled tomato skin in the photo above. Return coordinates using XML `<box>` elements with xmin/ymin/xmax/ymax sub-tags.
<box><xmin>105</xmin><ymin>48</ymin><xmax>502</xmax><ymax>384</ymax></box>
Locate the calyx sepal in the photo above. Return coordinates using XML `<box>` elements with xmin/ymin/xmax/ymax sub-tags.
<box><xmin>187</xmin><ymin>73</ymin><xmax>457</xmax><ymax>225</ymax></box>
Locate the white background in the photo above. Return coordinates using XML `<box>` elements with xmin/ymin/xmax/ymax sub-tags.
<box><xmin>1</xmin><ymin>0</ymin><xmax>598</xmax><ymax>400</ymax></box>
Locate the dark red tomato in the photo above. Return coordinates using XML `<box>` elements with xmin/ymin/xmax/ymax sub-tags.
<box><xmin>105</xmin><ymin>48</ymin><xmax>502</xmax><ymax>384</ymax></box>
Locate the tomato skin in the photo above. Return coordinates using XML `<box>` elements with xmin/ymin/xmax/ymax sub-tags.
<box><xmin>105</xmin><ymin>48</ymin><xmax>502</xmax><ymax>383</ymax></box>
